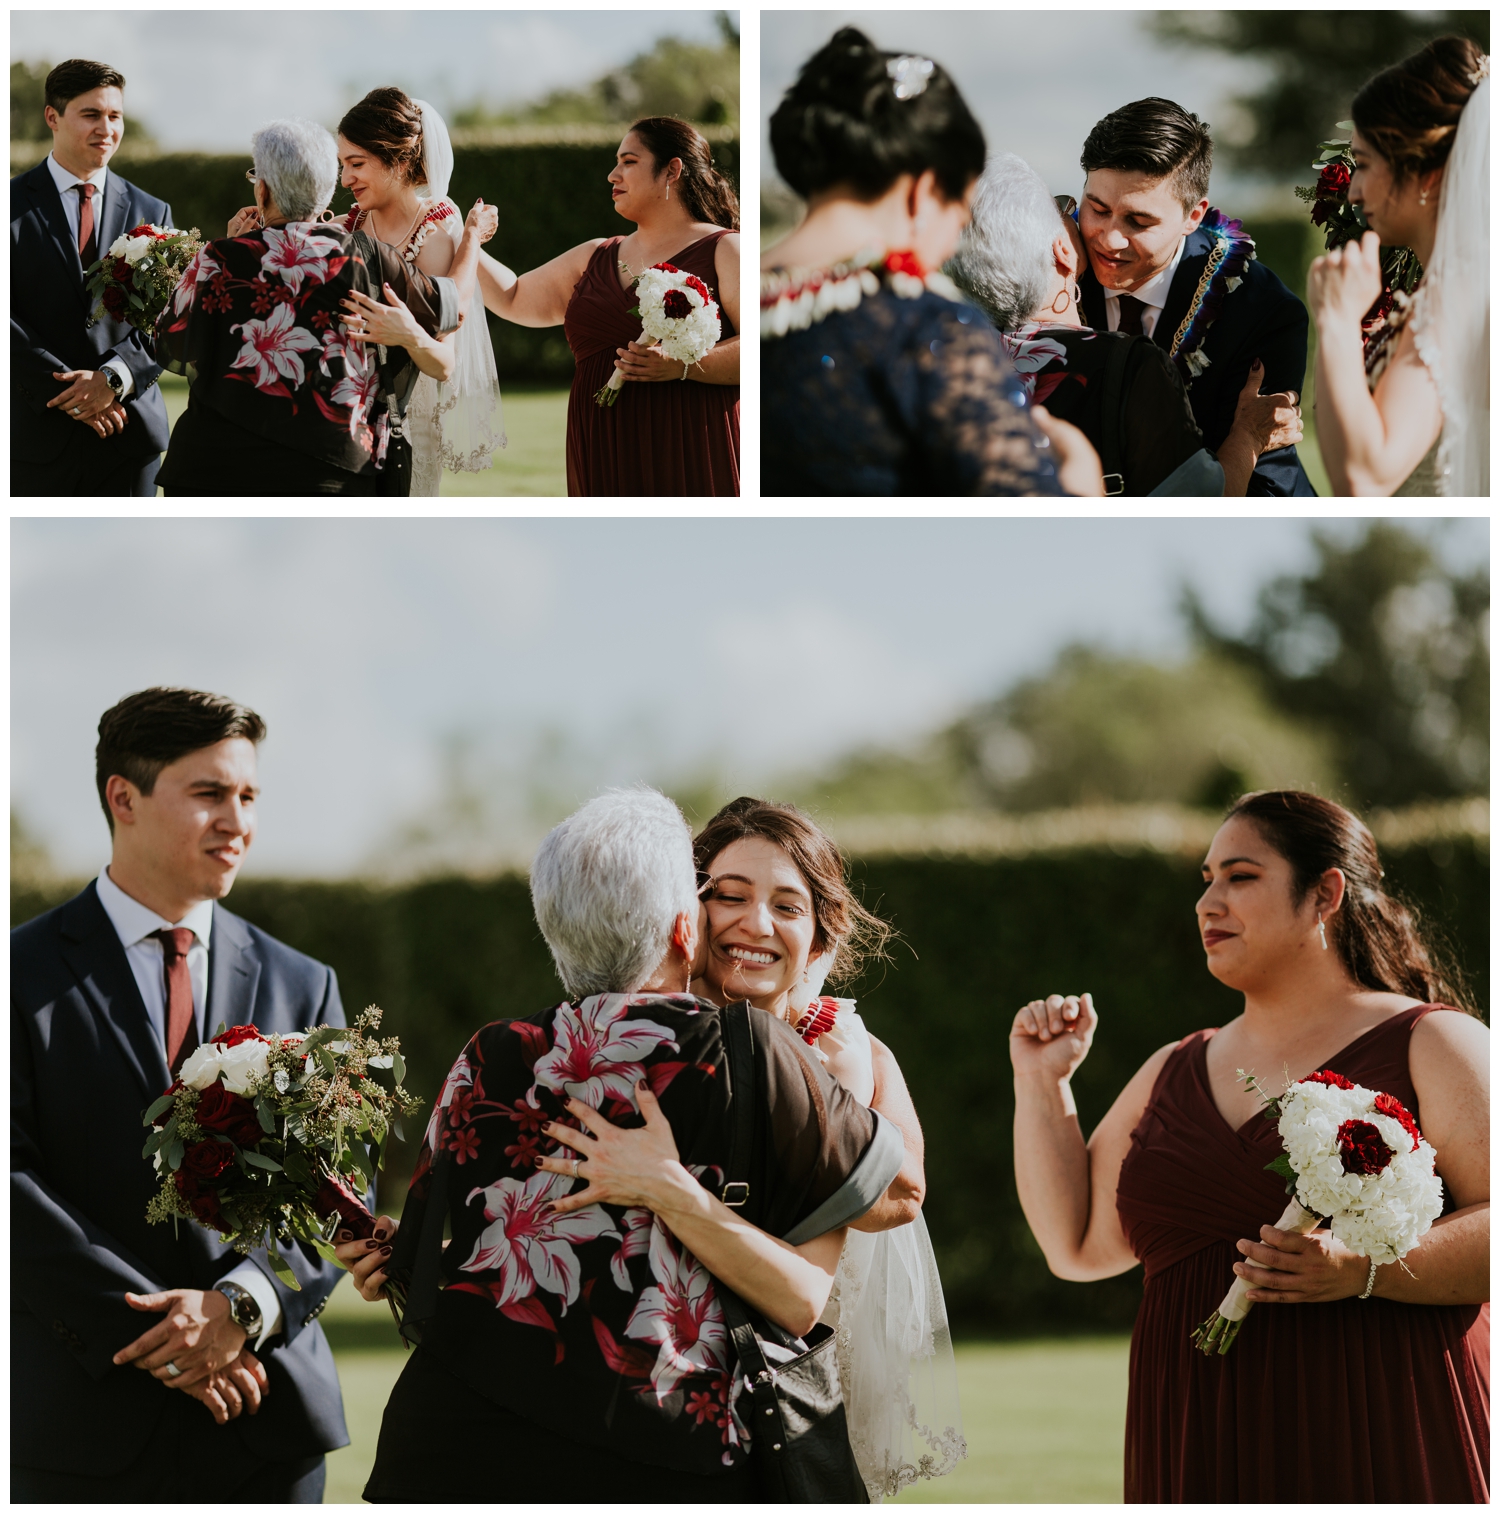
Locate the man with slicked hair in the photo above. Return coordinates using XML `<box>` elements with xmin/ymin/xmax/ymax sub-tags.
<box><xmin>11</xmin><ymin>687</ymin><xmax>350</xmax><ymax>1501</ymax></box>
<box><xmin>1074</xmin><ymin>96</ymin><xmax>1316</xmax><ymax>497</ymax></box>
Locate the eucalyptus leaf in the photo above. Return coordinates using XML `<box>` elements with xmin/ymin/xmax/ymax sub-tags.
<box><xmin>243</xmin><ymin>1151</ymin><xmax>283</xmax><ymax>1171</ymax></box>
<box><xmin>143</xmin><ymin>1093</ymin><xmax>175</xmax><ymax>1125</ymax></box>
<box><xmin>391</xmin><ymin>1050</ymin><xmax>407</xmax><ymax>1085</ymax></box>
<box><xmin>310</xmin><ymin>1237</ymin><xmax>342</xmax><ymax>1265</ymax></box>
<box><xmin>256</xmin><ymin>1096</ymin><xmax>277</xmax><ymax>1134</ymax></box>
<box><xmin>266</xmin><ymin>1246</ymin><xmax>303</xmax><ymax>1291</ymax></box>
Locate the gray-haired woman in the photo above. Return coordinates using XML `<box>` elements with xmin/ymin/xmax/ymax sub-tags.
<box><xmin>948</xmin><ymin>153</ymin><xmax>1298</xmax><ymax>495</ymax></box>
<box><xmin>155</xmin><ymin>119</ymin><xmax>497</xmax><ymax>496</ymax></box>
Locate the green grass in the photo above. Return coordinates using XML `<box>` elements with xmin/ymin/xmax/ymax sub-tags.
<box><xmin>319</xmin><ymin>1278</ymin><xmax>1133</xmax><ymax>1506</ymax></box>
<box><xmin>156</xmin><ymin>374</ymin><xmax>568</xmax><ymax>497</ymax></box>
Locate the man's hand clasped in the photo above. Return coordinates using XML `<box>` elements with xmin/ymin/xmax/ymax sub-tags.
<box><xmin>48</xmin><ymin>368</ymin><xmax>126</xmax><ymax>432</ymax></box>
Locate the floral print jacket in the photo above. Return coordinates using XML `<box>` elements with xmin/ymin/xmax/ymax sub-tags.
<box><xmin>155</xmin><ymin>223</ymin><xmax>459</xmax><ymax>474</ymax></box>
<box><xmin>388</xmin><ymin>994</ymin><xmax>883</xmax><ymax>1477</ymax></box>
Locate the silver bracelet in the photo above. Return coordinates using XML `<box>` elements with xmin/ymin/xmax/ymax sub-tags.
<box><xmin>1359</xmin><ymin>1256</ymin><xmax>1378</xmax><ymax>1300</ymax></box>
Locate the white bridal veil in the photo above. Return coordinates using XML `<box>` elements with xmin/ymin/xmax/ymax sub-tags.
<box><xmin>412</xmin><ymin>98</ymin><xmax>506</xmax><ymax>473</ymax></box>
<box><xmin>1410</xmin><ymin>71</ymin><xmax>1488</xmax><ymax>497</ymax></box>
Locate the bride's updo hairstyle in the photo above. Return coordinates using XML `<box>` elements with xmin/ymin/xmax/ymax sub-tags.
<box><xmin>769</xmin><ymin>26</ymin><xmax>985</xmax><ymax>203</ymax></box>
<box><xmin>694</xmin><ymin>797</ymin><xmax>894</xmax><ymax>989</ymax></box>
<box><xmin>1228</xmin><ymin>790</ymin><xmax>1475</xmax><ymax>1014</ymax></box>
<box><xmin>338</xmin><ymin>86</ymin><xmax>427</xmax><ymax>186</ymax></box>
<box><xmin>628</xmin><ymin>116</ymin><xmax>740</xmax><ymax>230</ymax></box>
<box><xmin>1351</xmin><ymin>35</ymin><xmax>1488</xmax><ymax>181</ymax></box>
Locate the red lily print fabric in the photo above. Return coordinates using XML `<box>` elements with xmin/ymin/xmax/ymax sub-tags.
<box><xmin>389</xmin><ymin>992</ymin><xmax>883</xmax><ymax>1479</ymax></box>
<box><xmin>156</xmin><ymin>223</ymin><xmax>450</xmax><ymax>477</ymax></box>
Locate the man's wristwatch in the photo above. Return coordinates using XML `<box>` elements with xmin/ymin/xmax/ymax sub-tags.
<box><xmin>213</xmin><ymin>1281</ymin><xmax>264</xmax><ymax>1342</ymax></box>
<box><xmin>102</xmin><ymin>365</ymin><xmax>125</xmax><ymax>397</ymax></box>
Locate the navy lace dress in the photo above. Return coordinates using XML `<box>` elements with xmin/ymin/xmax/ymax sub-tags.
<box><xmin>761</xmin><ymin>260</ymin><xmax>1060</xmax><ymax>497</ymax></box>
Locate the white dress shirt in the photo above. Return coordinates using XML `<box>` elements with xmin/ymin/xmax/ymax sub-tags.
<box><xmin>1103</xmin><ymin>236</ymin><xmax>1188</xmax><ymax>340</ymax></box>
<box><xmin>95</xmin><ymin>869</ymin><xmax>282</xmax><ymax>1337</ymax></box>
<box><xmin>46</xmin><ymin>152</ymin><xmax>135</xmax><ymax>397</ymax></box>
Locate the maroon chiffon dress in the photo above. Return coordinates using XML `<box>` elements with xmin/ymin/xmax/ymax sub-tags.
<box><xmin>563</xmin><ymin>232</ymin><xmax>739</xmax><ymax>497</ymax></box>
<box><xmin>1116</xmin><ymin>1005</ymin><xmax>1488</xmax><ymax>1502</ymax></box>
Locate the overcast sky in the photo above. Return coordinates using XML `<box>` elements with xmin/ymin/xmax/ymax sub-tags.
<box><xmin>11</xmin><ymin>10</ymin><xmax>731</xmax><ymax>152</ymax></box>
<box><xmin>762</xmin><ymin>11</ymin><xmax>1287</xmax><ymax>210</ymax></box>
<box><xmin>12</xmin><ymin>518</ymin><xmax>1486</xmax><ymax>879</ymax></box>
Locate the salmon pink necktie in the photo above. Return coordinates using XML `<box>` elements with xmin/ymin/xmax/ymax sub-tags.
<box><xmin>76</xmin><ymin>181</ymin><xmax>97</xmax><ymax>266</ymax></box>
<box><xmin>154</xmin><ymin>927</ymin><xmax>199</xmax><ymax>1076</ymax></box>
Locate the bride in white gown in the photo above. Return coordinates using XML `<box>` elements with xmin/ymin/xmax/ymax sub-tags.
<box><xmin>337</xmin><ymin>88</ymin><xmax>505</xmax><ymax>495</ymax></box>
<box><xmin>687</xmin><ymin>802</ymin><xmax>966</xmax><ymax>1501</ymax></box>
<box><xmin>1308</xmin><ymin>36</ymin><xmax>1487</xmax><ymax>497</ymax></box>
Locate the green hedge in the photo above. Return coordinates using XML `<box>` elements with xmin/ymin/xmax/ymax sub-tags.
<box><xmin>10</xmin><ymin>132</ymin><xmax>739</xmax><ymax>385</ymax></box>
<box><xmin>13</xmin><ymin>836</ymin><xmax>1484</xmax><ymax>1335</ymax></box>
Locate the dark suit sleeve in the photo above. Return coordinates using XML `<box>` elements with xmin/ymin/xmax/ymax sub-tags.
<box><xmin>9</xmin><ymin>313</ymin><xmax>73</xmax><ymax>410</ymax></box>
<box><xmin>243</xmin><ymin>963</ymin><xmax>348</xmax><ymax>1348</ymax></box>
<box><xmin>11</xmin><ymin>997</ymin><xmax>169</xmax><ymax>1381</ymax></box>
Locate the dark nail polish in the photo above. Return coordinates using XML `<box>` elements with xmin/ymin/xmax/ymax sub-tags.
<box><xmin>380</xmin><ymin>1244</ymin><xmax>393</xmax><ymax>1256</ymax></box>
<box><xmin>337</xmin><ymin>1229</ymin><xmax>353</xmax><ymax>1243</ymax></box>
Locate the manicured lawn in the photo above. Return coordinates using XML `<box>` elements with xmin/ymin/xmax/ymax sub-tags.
<box><xmin>156</xmin><ymin>375</ymin><xmax>568</xmax><ymax>497</ymax></box>
<box><xmin>319</xmin><ymin>1278</ymin><xmax>1132</xmax><ymax>1505</ymax></box>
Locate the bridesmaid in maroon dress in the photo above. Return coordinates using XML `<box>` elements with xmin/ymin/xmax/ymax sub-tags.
<box><xmin>1010</xmin><ymin>790</ymin><xmax>1488</xmax><ymax>1501</ymax></box>
<box><xmin>477</xmin><ymin>117</ymin><xmax>739</xmax><ymax>496</ymax></box>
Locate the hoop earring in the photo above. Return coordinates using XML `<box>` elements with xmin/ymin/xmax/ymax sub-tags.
<box><xmin>1317</xmin><ymin>916</ymin><xmax>1329</xmax><ymax>951</ymax></box>
<box><xmin>1050</xmin><ymin>288</ymin><xmax>1070</xmax><ymax>315</ymax></box>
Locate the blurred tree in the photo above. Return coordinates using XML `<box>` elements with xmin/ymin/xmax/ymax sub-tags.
<box><xmin>1186</xmin><ymin>523</ymin><xmax>1489</xmax><ymax>807</ymax></box>
<box><xmin>1149</xmin><ymin>11</ymin><xmax>1490</xmax><ymax>176</ymax></box>
<box><xmin>11</xmin><ymin>58</ymin><xmax>159</xmax><ymax>147</ymax></box>
<box><xmin>11</xmin><ymin>812</ymin><xmax>58</xmax><ymax>888</ymax></box>
<box><xmin>454</xmin><ymin>26</ymin><xmax>738</xmax><ymax>130</ymax></box>
<box><xmin>790</xmin><ymin>648</ymin><xmax>1339</xmax><ymax>816</ymax></box>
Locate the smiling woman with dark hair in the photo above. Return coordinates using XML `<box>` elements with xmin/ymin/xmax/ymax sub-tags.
<box><xmin>760</xmin><ymin>27</ymin><xmax>1098</xmax><ymax>497</ymax></box>
<box><xmin>1009</xmin><ymin>789</ymin><xmax>1488</xmax><ymax>1501</ymax></box>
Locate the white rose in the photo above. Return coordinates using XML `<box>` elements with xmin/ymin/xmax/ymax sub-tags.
<box><xmin>121</xmin><ymin>235</ymin><xmax>154</xmax><ymax>265</ymax></box>
<box><xmin>217</xmin><ymin>1038</ymin><xmax>271</xmax><ymax>1095</ymax></box>
<box><xmin>179</xmin><ymin>1043</ymin><xmax>224</xmax><ymax>1090</ymax></box>
<box><xmin>108</xmin><ymin>233</ymin><xmax>131</xmax><ymax>258</ymax></box>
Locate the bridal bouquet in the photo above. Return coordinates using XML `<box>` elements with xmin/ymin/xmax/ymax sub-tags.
<box><xmin>85</xmin><ymin>223</ymin><xmax>204</xmax><ymax>333</ymax></box>
<box><xmin>142</xmin><ymin>1006</ymin><xmax>421</xmax><ymax>1294</ymax></box>
<box><xmin>1192</xmin><ymin>1068</ymin><xmax>1444</xmax><ymax>1355</ymax></box>
<box><xmin>595</xmin><ymin>261</ymin><xmax>721</xmax><ymax>406</ymax></box>
<box><xmin>1295</xmin><ymin>132</ymin><xmax>1421</xmax><ymax>339</ymax></box>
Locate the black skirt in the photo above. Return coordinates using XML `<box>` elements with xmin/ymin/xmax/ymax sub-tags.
<box><xmin>157</xmin><ymin>391</ymin><xmax>377</xmax><ymax>497</ymax></box>
<box><xmin>364</xmin><ymin>1345</ymin><xmax>760</xmax><ymax>1504</ymax></box>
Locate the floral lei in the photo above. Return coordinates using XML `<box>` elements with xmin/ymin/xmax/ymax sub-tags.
<box><xmin>760</xmin><ymin>249</ymin><xmax>962</xmax><ymax>339</ymax></box>
<box><xmin>1165</xmin><ymin>207</ymin><xmax>1256</xmax><ymax>384</ymax></box>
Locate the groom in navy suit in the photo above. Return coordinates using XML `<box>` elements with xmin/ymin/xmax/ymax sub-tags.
<box><xmin>12</xmin><ymin>688</ymin><xmax>350</xmax><ymax>1501</ymax></box>
<box><xmin>10</xmin><ymin>59</ymin><xmax>172</xmax><ymax>496</ymax></box>
<box><xmin>1075</xmin><ymin>98</ymin><xmax>1316</xmax><ymax>497</ymax></box>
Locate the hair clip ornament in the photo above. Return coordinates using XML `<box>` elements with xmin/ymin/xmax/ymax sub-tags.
<box><xmin>1471</xmin><ymin>54</ymin><xmax>1490</xmax><ymax>84</ymax></box>
<box><xmin>887</xmin><ymin>55</ymin><xmax>935</xmax><ymax>101</ymax></box>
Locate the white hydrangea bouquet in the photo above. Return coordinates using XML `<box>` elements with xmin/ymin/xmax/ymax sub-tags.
<box><xmin>595</xmin><ymin>260</ymin><xmax>721</xmax><ymax>406</ymax></box>
<box><xmin>85</xmin><ymin>222</ymin><xmax>204</xmax><ymax>333</ymax></box>
<box><xmin>1192</xmin><ymin>1068</ymin><xmax>1444</xmax><ymax>1355</ymax></box>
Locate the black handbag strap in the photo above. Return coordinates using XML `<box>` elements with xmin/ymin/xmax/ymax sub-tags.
<box><xmin>722</xmin><ymin>1000</ymin><xmax>758</xmax><ymax>1219</ymax></box>
<box><xmin>1100</xmin><ymin>332</ymin><xmax>1149</xmax><ymax>496</ymax></box>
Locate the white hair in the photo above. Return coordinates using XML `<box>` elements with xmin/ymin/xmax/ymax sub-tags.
<box><xmin>251</xmin><ymin>119</ymin><xmax>339</xmax><ymax>223</ymax></box>
<box><xmin>948</xmin><ymin>152</ymin><xmax>1065</xmax><ymax>331</ymax></box>
<box><xmin>530</xmin><ymin>787</ymin><xmax>697</xmax><ymax>998</ymax></box>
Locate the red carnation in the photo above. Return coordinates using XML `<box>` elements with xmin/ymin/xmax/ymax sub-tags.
<box><xmin>649</xmin><ymin>261</ymin><xmax>683</xmax><ymax>275</ymax></box>
<box><xmin>213</xmin><ymin>1024</ymin><xmax>268</xmax><ymax>1049</ymax></box>
<box><xmin>683</xmin><ymin>273</ymin><xmax>711</xmax><ymax>305</ymax></box>
<box><xmin>175</xmin><ymin>1170</ymin><xmax>230</xmax><ymax>1231</ymax></box>
<box><xmin>1317</xmin><ymin>163</ymin><xmax>1352</xmax><ymax>197</ymax></box>
<box><xmin>884</xmin><ymin>250</ymin><xmax>928</xmax><ymax>279</ymax></box>
<box><xmin>1373</xmin><ymin>1091</ymin><xmax>1422</xmax><ymax>1151</ymax></box>
<box><xmin>1337</xmin><ymin>1118</ymin><xmax>1394</xmax><ymax>1176</ymax></box>
<box><xmin>181</xmin><ymin>1140</ymin><xmax>236</xmax><ymax>1180</ymax></box>
<box><xmin>1301</xmin><ymin>1069</ymin><xmax>1354</xmax><ymax>1090</ymax></box>
<box><xmin>662</xmin><ymin>288</ymin><xmax>693</xmax><ymax>319</ymax></box>
<box><xmin>194</xmin><ymin>1082</ymin><xmax>264</xmax><ymax>1147</ymax></box>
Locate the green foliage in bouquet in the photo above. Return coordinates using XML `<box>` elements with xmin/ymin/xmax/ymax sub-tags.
<box><xmin>142</xmin><ymin>1006</ymin><xmax>421</xmax><ymax>1291</ymax></box>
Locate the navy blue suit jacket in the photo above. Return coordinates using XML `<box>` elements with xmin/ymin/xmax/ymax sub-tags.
<box><xmin>1081</xmin><ymin>223</ymin><xmax>1316</xmax><ymax>497</ymax></box>
<box><xmin>11</xmin><ymin>883</ymin><xmax>350</xmax><ymax>1475</ymax></box>
<box><xmin>10</xmin><ymin>159</ymin><xmax>172</xmax><ymax>477</ymax></box>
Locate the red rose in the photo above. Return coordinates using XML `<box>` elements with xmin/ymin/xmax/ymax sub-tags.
<box><xmin>883</xmin><ymin>250</ymin><xmax>928</xmax><ymax>279</ymax></box>
<box><xmin>1301</xmin><ymin>1069</ymin><xmax>1354</xmax><ymax>1090</ymax></box>
<box><xmin>194</xmin><ymin>1082</ymin><xmax>263</xmax><ymax>1146</ymax></box>
<box><xmin>1337</xmin><ymin>1118</ymin><xmax>1394</xmax><ymax>1176</ymax></box>
<box><xmin>213</xmin><ymin>1023</ymin><xmax>268</xmax><ymax>1049</ymax></box>
<box><xmin>181</xmin><ymin>1140</ymin><xmax>235</xmax><ymax>1179</ymax></box>
<box><xmin>112</xmin><ymin>261</ymin><xmax>133</xmax><ymax>285</ymax></box>
<box><xmin>102</xmin><ymin>286</ymin><xmax>127</xmax><ymax>318</ymax></box>
<box><xmin>175</xmin><ymin>1170</ymin><xmax>230</xmax><ymax>1231</ymax></box>
<box><xmin>662</xmin><ymin>288</ymin><xmax>693</xmax><ymax>319</ymax></box>
<box><xmin>1373</xmin><ymin>1091</ymin><xmax>1422</xmax><ymax>1151</ymax></box>
<box><xmin>1310</xmin><ymin>199</ymin><xmax>1332</xmax><ymax>229</ymax></box>
<box><xmin>1317</xmin><ymin>163</ymin><xmax>1351</xmax><ymax>197</ymax></box>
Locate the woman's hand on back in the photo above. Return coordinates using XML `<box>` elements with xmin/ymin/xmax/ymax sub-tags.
<box><xmin>1230</xmin><ymin>361</ymin><xmax>1303</xmax><ymax>453</ymax></box>
<box><xmin>1010</xmin><ymin>993</ymin><xmax>1097</xmax><ymax>1083</ymax></box>
<box><xmin>463</xmin><ymin>199</ymin><xmax>499</xmax><ymax>243</ymax></box>
<box><xmin>1031</xmin><ymin>407</ymin><xmax>1104</xmax><ymax>496</ymax></box>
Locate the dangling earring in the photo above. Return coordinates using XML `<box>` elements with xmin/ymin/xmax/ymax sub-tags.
<box><xmin>665</xmin><ymin>180</ymin><xmax>671</xmax><ymax>202</ymax></box>
<box><xmin>1317</xmin><ymin>916</ymin><xmax>1329</xmax><ymax>951</ymax></box>
<box><xmin>1419</xmin><ymin>189</ymin><xmax>1429</xmax><ymax>205</ymax></box>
